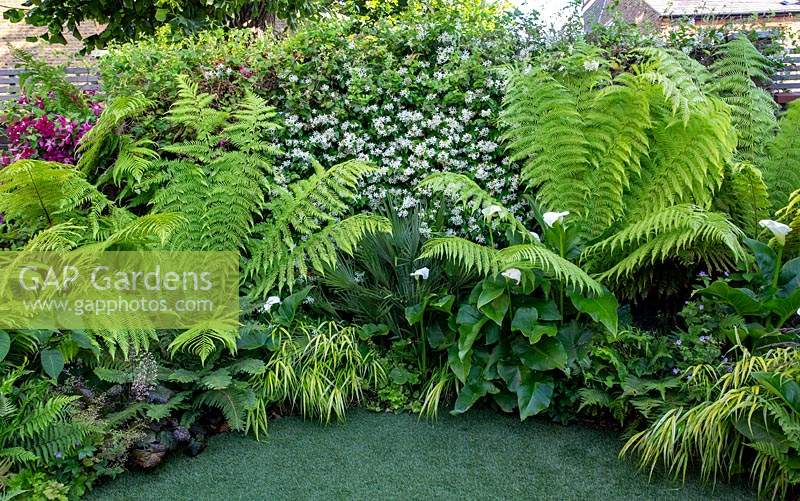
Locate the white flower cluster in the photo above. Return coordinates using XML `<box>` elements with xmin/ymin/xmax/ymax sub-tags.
<box><xmin>270</xmin><ymin>20</ymin><xmax>531</xmax><ymax>238</ymax></box>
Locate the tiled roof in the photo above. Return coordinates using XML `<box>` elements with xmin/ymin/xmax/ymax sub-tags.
<box><xmin>645</xmin><ymin>0</ymin><xmax>800</xmax><ymax>16</ymax></box>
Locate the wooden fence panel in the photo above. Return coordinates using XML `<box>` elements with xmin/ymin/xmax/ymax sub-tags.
<box><xmin>0</xmin><ymin>67</ymin><xmax>100</xmax><ymax>102</ymax></box>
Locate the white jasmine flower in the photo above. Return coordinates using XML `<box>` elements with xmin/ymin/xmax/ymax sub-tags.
<box><xmin>759</xmin><ymin>219</ymin><xmax>792</xmax><ymax>244</ymax></box>
<box><xmin>583</xmin><ymin>59</ymin><xmax>600</xmax><ymax>72</ymax></box>
<box><xmin>543</xmin><ymin>211</ymin><xmax>570</xmax><ymax>227</ymax></box>
<box><xmin>501</xmin><ymin>268</ymin><xmax>522</xmax><ymax>285</ymax></box>
<box><xmin>410</xmin><ymin>267</ymin><xmax>430</xmax><ymax>280</ymax></box>
<box><xmin>263</xmin><ymin>296</ymin><xmax>281</xmax><ymax>313</ymax></box>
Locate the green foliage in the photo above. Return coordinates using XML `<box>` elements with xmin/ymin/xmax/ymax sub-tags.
<box><xmin>246</xmin><ymin>160</ymin><xmax>392</xmax><ymax>296</ymax></box>
<box><xmin>5</xmin><ymin>0</ymin><xmax>322</xmax><ymax>51</ymax></box>
<box><xmin>250</xmin><ymin>321</ymin><xmax>385</xmax><ymax>426</ymax></box>
<box><xmin>622</xmin><ymin>347</ymin><xmax>800</xmax><ymax>498</ymax></box>
<box><xmin>708</xmin><ymin>37</ymin><xmax>778</xmax><ymax>162</ymax></box>
<box><xmin>147</xmin><ymin>76</ymin><xmax>279</xmax><ymax>251</ymax></box>
<box><xmin>10</xmin><ymin>48</ymin><xmax>89</xmax><ymax>115</ymax></box>
<box><xmin>694</xmin><ymin>237</ymin><xmax>800</xmax><ymax>349</ymax></box>
<box><xmin>501</xmin><ymin>45</ymin><xmax>745</xmax><ymax>293</ymax></box>
<box><xmin>762</xmin><ymin>100</ymin><xmax>800</xmax><ymax>212</ymax></box>
<box><xmin>418</xmin><ymin>172</ymin><xmax>602</xmax><ymax>295</ymax></box>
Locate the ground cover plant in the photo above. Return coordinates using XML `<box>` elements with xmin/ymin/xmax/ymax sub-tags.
<box><xmin>1</xmin><ymin>1</ymin><xmax>799</xmax><ymax>499</ymax></box>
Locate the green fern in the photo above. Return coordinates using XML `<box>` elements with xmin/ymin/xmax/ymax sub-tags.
<box><xmin>760</xmin><ymin>99</ymin><xmax>800</xmax><ymax>211</ymax></box>
<box><xmin>416</xmin><ymin>173</ymin><xmax>602</xmax><ymax>294</ymax></box>
<box><xmin>709</xmin><ymin>37</ymin><xmax>778</xmax><ymax>161</ymax></box>
<box><xmin>246</xmin><ymin>160</ymin><xmax>392</xmax><ymax>296</ymax></box>
<box><xmin>585</xmin><ymin>205</ymin><xmax>747</xmax><ymax>283</ymax></box>
<box><xmin>147</xmin><ymin>77</ymin><xmax>277</xmax><ymax>251</ymax></box>
<box><xmin>501</xmin><ymin>46</ymin><xmax>743</xmax><ymax>291</ymax></box>
<box><xmin>77</xmin><ymin>94</ymin><xmax>154</xmax><ymax>180</ymax></box>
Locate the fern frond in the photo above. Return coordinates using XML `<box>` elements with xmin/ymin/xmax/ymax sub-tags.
<box><xmin>587</xmin><ymin>205</ymin><xmax>747</xmax><ymax>281</ymax></box>
<box><xmin>195</xmin><ymin>384</ymin><xmax>255</xmax><ymax>431</ymax></box>
<box><xmin>760</xmin><ymin>99</ymin><xmax>800</xmax><ymax>211</ymax></box>
<box><xmin>247</xmin><ymin>161</ymin><xmax>387</xmax><ymax>296</ymax></box>
<box><xmin>169</xmin><ymin>75</ymin><xmax>228</xmax><ymax>140</ymax></box>
<box><xmin>498</xmin><ymin>244</ymin><xmax>603</xmax><ymax>294</ymax></box>
<box><xmin>417</xmin><ymin>172</ymin><xmax>533</xmax><ymax>239</ymax></box>
<box><xmin>714</xmin><ymin>163</ymin><xmax>769</xmax><ymax>236</ymax></box>
<box><xmin>709</xmin><ymin>37</ymin><xmax>778</xmax><ymax>161</ymax></box>
<box><xmin>501</xmin><ymin>67</ymin><xmax>590</xmax><ymax>217</ymax></box>
<box><xmin>167</xmin><ymin>318</ymin><xmax>238</xmax><ymax>365</ymax></box>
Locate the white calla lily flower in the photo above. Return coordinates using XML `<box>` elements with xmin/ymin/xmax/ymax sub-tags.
<box><xmin>410</xmin><ymin>267</ymin><xmax>430</xmax><ymax>280</ymax></box>
<box><xmin>481</xmin><ymin>204</ymin><xmax>505</xmax><ymax>219</ymax></box>
<box><xmin>543</xmin><ymin>211</ymin><xmax>570</xmax><ymax>227</ymax></box>
<box><xmin>501</xmin><ymin>268</ymin><xmax>522</xmax><ymax>285</ymax></box>
<box><xmin>530</xmin><ymin>231</ymin><xmax>541</xmax><ymax>243</ymax></box>
<box><xmin>759</xmin><ymin>219</ymin><xmax>792</xmax><ymax>244</ymax></box>
<box><xmin>264</xmin><ymin>296</ymin><xmax>281</xmax><ymax>313</ymax></box>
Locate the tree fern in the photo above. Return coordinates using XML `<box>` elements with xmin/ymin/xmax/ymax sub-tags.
<box><xmin>709</xmin><ymin>37</ymin><xmax>778</xmax><ymax>161</ymax></box>
<box><xmin>760</xmin><ymin>100</ymin><xmax>800</xmax><ymax>211</ymax></box>
<box><xmin>246</xmin><ymin>160</ymin><xmax>392</xmax><ymax>296</ymax></box>
<box><xmin>147</xmin><ymin>77</ymin><xmax>278</xmax><ymax>251</ymax></box>
<box><xmin>500</xmin><ymin>67</ymin><xmax>590</xmax><ymax>217</ymax></box>
<box><xmin>77</xmin><ymin>94</ymin><xmax>154</xmax><ymax>180</ymax></box>
<box><xmin>585</xmin><ymin>205</ymin><xmax>747</xmax><ymax>283</ymax></box>
<box><xmin>501</xmin><ymin>46</ymin><xmax>743</xmax><ymax>292</ymax></box>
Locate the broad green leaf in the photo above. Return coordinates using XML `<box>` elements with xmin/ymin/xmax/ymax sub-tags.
<box><xmin>447</xmin><ymin>344</ymin><xmax>470</xmax><ymax>383</ymax></box>
<box><xmin>514</xmin><ymin>337</ymin><xmax>567</xmax><ymax>372</ymax></box>
<box><xmin>492</xmin><ymin>391</ymin><xmax>517</xmax><ymax>413</ymax></box>
<box><xmin>451</xmin><ymin>371</ymin><xmax>498</xmax><ymax>414</ymax></box>
<box><xmin>764</xmin><ymin>289</ymin><xmax>800</xmax><ymax>323</ymax></box>
<box><xmin>754</xmin><ymin>372</ymin><xmax>800</xmax><ymax>414</ymax></box>
<box><xmin>479</xmin><ymin>292</ymin><xmax>509</xmax><ymax>326</ymax></box>
<box><xmin>511</xmin><ymin>307</ymin><xmax>538</xmax><ymax>334</ymax></box>
<box><xmin>569</xmin><ymin>292</ymin><xmax>618</xmax><ymax>334</ymax></box>
<box><xmin>529</xmin><ymin>299</ymin><xmax>561</xmax><ymax>321</ymax></box>
<box><xmin>40</xmin><ymin>349</ymin><xmax>64</xmax><ymax>380</ymax></box>
<box><xmin>744</xmin><ymin>237</ymin><xmax>777</xmax><ymax>283</ymax></box>
<box><xmin>525</xmin><ymin>325</ymin><xmax>558</xmax><ymax>344</ymax></box>
<box><xmin>275</xmin><ymin>286</ymin><xmax>312</xmax><ymax>326</ymax></box>
<box><xmin>70</xmin><ymin>330</ymin><xmax>101</xmax><ymax>356</ymax></box>
<box><xmin>0</xmin><ymin>331</ymin><xmax>9</xmax><ymax>362</ymax></box>
<box><xmin>458</xmin><ymin>317</ymin><xmax>488</xmax><ymax>360</ymax></box>
<box><xmin>405</xmin><ymin>303</ymin><xmax>425</xmax><ymax>326</ymax></box>
<box><xmin>429</xmin><ymin>294</ymin><xmax>455</xmax><ymax>313</ymax></box>
<box><xmin>477</xmin><ymin>276</ymin><xmax>506</xmax><ymax>309</ymax></box>
<box><xmin>698</xmin><ymin>281</ymin><xmax>764</xmax><ymax>316</ymax></box>
<box><xmin>513</xmin><ymin>371</ymin><xmax>554</xmax><ymax>420</ymax></box>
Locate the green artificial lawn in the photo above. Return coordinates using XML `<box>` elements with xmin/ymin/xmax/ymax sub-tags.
<box><xmin>89</xmin><ymin>409</ymin><xmax>753</xmax><ymax>500</ymax></box>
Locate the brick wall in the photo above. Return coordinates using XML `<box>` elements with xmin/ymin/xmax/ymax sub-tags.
<box><xmin>0</xmin><ymin>0</ymin><xmax>102</xmax><ymax>66</ymax></box>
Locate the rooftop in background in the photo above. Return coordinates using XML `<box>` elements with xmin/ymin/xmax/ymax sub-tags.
<box><xmin>647</xmin><ymin>0</ymin><xmax>800</xmax><ymax>17</ymax></box>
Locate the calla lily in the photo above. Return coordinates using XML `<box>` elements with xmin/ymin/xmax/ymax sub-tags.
<box><xmin>481</xmin><ymin>204</ymin><xmax>505</xmax><ymax>219</ymax></box>
<box><xmin>263</xmin><ymin>296</ymin><xmax>281</xmax><ymax>313</ymax></box>
<box><xmin>759</xmin><ymin>219</ymin><xmax>792</xmax><ymax>244</ymax></box>
<box><xmin>410</xmin><ymin>267</ymin><xmax>430</xmax><ymax>280</ymax></box>
<box><xmin>530</xmin><ymin>231</ymin><xmax>541</xmax><ymax>243</ymax></box>
<box><xmin>501</xmin><ymin>268</ymin><xmax>522</xmax><ymax>285</ymax></box>
<box><xmin>543</xmin><ymin>211</ymin><xmax>569</xmax><ymax>227</ymax></box>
